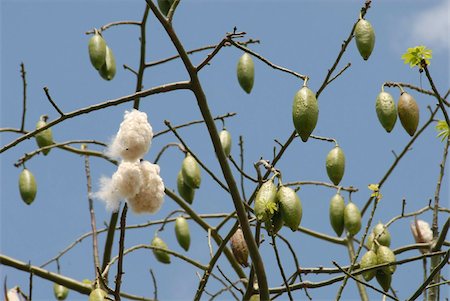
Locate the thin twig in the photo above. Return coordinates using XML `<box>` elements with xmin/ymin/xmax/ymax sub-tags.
<box><xmin>114</xmin><ymin>204</ymin><xmax>128</xmax><ymax>301</ymax></box>
<box><xmin>28</xmin><ymin>262</ymin><xmax>33</xmax><ymax>301</ymax></box>
<box><xmin>422</xmin><ymin>62</ymin><xmax>450</xmax><ymax>127</ymax></box>
<box><xmin>43</xmin><ymin>87</ymin><xmax>64</xmax><ymax>116</ymax></box>
<box><xmin>20</xmin><ymin>63</ymin><xmax>27</xmax><ymax>132</ymax></box>
<box><xmin>149</xmin><ymin>269</ymin><xmax>157</xmax><ymax>301</ymax></box>
<box><xmin>85</xmin><ymin>21</ymin><xmax>141</xmax><ymax>34</ymax></box>
<box><xmin>166</xmin><ymin>0</ymin><xmax>180</xmax><ymax>23</ymax></box>
<box><xmin>285</xmin><ymin>180</ymin><xmax>358</xmax><ymax>193</ymax></box>
<box><xmin>153</xmin><ymin>142</ymin><xmax>182</xmax><ymax>164</ymax></box>
<box><xmin>229</xmin><ymin>155</ymin><xmax>258</xmax><ymax>183</ymax></box>
<box><xmin>271</xmin><ymin>235</ymin><xmax>294</xmax><ymax>300</ymax></box>
<box><xmin>133</xmin><ymin>5</ymin><xmax>150</xmax><ymax>109</ymax></box>
<box><xmin>384</xmin><ymin>81</ymin><xmax>449</xmax><ymax>106</ymax></box>
<box><xmin>326</xmin><ymin>62</ymin><xmax>351</xmax><ymax>86</ymax></box>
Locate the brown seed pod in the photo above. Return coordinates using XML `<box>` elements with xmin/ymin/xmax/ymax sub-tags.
<box><xmin>398</xmin><ymin>92</ymin><xmax>419</xmax><ymax>136</ymax></box>
<box><xmin>230</xmin><ymin>228</ymin><xmax>249</xmax><ymax>267</ymax></box>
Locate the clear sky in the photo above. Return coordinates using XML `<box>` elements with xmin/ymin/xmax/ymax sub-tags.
<box><xmin>1</xmin><ymin>0</ymin><xmax>449</xmax><ymax>300</ymax></box>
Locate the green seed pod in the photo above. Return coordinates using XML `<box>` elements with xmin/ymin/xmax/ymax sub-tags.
<box><xmin>375</xmin><ymin>270</ymin><xmax>392</xmax><ymax>292</ymax></box>
<box><xmin>277</xmin><ymin>186</ymin><xmax>302</xmax><ymax>231</ymax></box>
<box><xmin>230</xmin><ymin>228</ymin><xmax>249</xmax><ymax>267</ymax></box>
<box><xmin>53</xmin><ymin>283</ymin><xmax>69</xmax><ymax>300</ymax></box>
<box><xmin>175</xmin><ymin>217</ymin><xmax>191</xmax><ymax>251</ymax></box>
<box><xmin>376</xmin><ymin>91</ymin><xmax>397</xmax><ymax>133</ymax></box>
<box><xmin>99</xmin><ymin>46</ymin><xmax>116</xmax><ymax>81</ymax></box>
<box><xmin>366</xmin><ymin>232</ymin><xmax>375</xmax><ymax>250</ymax></box>
<box><xmin>354</xmin><ymin>19</ymin><xmax>375</xmax><ymax>60</ymax></box>
<box><xmin>254</xmin><ymin>180</ymin><xmax>278</xmax><ymax>222</ymax></box>
<box><xmin>292</xmin><ymin>86</ymin><xmax>319</xmax><ymax>142</ymax></box>
<box><xmin>376</xmin><ymin>245</ymin><xmax>396</xmax><ymax>274</ymax></box>
<box><xmin>157</xmin><ymin>0</ymin><xmax>175</xmax><ymax>16</ymax></box>
<box><xmin>89</xmin><ymin>288</ymin><xmax>107</xmax><ymax>301</ymax></box>
<box><xmin>151</xmin><ymin>236</ymin><xmax>171</xmax><ymax>264</ymax></box>
<box><xmin>249</xmin><ymin>294</ymin><xmax>260</xmax><ymax>301</ymax></box>
<box><xmin>35</xmin><ymin>115</ymin><xmax>53</xmax><ymax>155</ymax></box>
<box><xmin>219</xmin><ymin>129</ymin><xmax>232</xmax><ymax>157</ymax></box>
<box><xmin>343</xmin><ymin>202</ymin><xmax>361</xmax><ymax>236</ymax></box>
<box><xmin>373</xmin><ymin>222</ymin><xmax>391</xmax><ymax>247</ymax></box>
<box><xmin>177</xmin><ymin>170</ymin><xmax>195</xmax><ymax>204</ymax></box>
<box><xmin>181</xmin><ymin>153</ymin><xmax>201</xmax><ymax>189</ymax></box>
<box><xmin>398</xmin><ymin>92</ymin><xmax>419</xmax><ymax>136</ymax></box>
<box><xmin>329</xmin><ymin>193</ymin><xmax>345</xmax><ymax>237</ymax></box>
<box><xmin>88</xmin><ymin>31</ymin><xmax>107</xmax><ymax>70</ymax></box>
<box><xmin>326</xmin><ymin>146</ymin><xmax>345</xmax><ymax>186</ymax></box>
<box><xmin>237</xmin><ymin>53</ymin><xmax>255</xmax><ymax>94</ymax></box>
<box><xmin>360</xmin><ymin>250</ymin><xmax>378</xmax><ymax>281</ymax></box>
<box><xmin>266</xmin><ymin>209</ymin><xmax>284</xmax><ymax>235</ymax></box>
<box><xmin>19</xmin><ymin>168</ymin><xmax>37</xmax><ymax>205</ymax></box>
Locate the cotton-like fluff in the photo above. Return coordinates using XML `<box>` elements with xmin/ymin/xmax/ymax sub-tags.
<box><xmin>410</xmin><ymin>219</ymin><xmax>433</xmax><ymax>253</ymax></box>
<box><xmin>127</xmin><ymin>160</ymin><xmax>165</xmax><ymax>214</ymax></box>
<box><xmin>107</xmin><ymin>110</ymin><xmax>153</xmax><ymax>161</ymax></box>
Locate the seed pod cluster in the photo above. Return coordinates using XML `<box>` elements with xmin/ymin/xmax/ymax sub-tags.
<box><xmin>151</xmin><ymin>236</ymin><xmax>171</xmax><ymax>264</ymax></box>
<box><xmin>292</xmin><ymin>86</ymin><xmax>318</xmax><ymax>142</ymax></box>
<box><xmin>219</xmin><ymin>129</ymin><xmax>232</xmax><ymax>157</ymax></box>
<box><xmin>19</xmin><ymin>168</ymin><xmax>37</xmax><ymax>205</ymax></box>
<box><xmin>230</xmin><ymin>228</ymin><xmax>249</xmax><ymax>267</ymax></box>
<box><xmin>326</xmin><ymin>146</ymin><xmax>345</xmax><ymax>186</ymax></box>
<box><xmin>343</xmin><ymin>202</ymin><xmax>361</xmax><ymax>236</ymax></box>
<box><xmin>174</xmin><ymin>217</ymin><xmax>191</xmax><ymax>251</ymax></box>
<box><xmin>354</xmin><ymin>18</ymin><xmax>375</xmax><ymax>60</ymax></box>
<box><xmin>88</xmin><ymin>30</ymin><xmax>116</xmax><ymax>80</ymax></box>
<box><xmin>177</xmin><ymin>153</ymin><xmax>201</xmax><ymax>204</ymax></box>
<box><xmin>53</xmin><ymin>283</ymin><xmax>69</xmax><ymax>300</ymax></box>
<box><xmin>89</xmin><ymin>288</ymin><xmax>107</xmax><ymax>301</ymax></box>
<box><xmin>35</xmin><ymin>115</ymin><xmax>54</xmax><ymax>155</ymax></box>
<box><xmin>329</xmin><ymin>193</ymin><xmax>345</xmax><ymax>236</ymax></box>
<box><xmin>237</xmin><ymin>53</ymin><xmax>254</xmax><ymax>94</ymax></box>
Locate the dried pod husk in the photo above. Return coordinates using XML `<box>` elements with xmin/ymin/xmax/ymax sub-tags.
<box><xmin>89</xmin><ymin>288</ymin><xmax>107</xmax><ymax>301</ymax></box>
<box><xmin>219</xmin><ymin>129</ymin><xmax>232</xmax><ymax>157</ymax></box>
<box><xmin>88</xmin><ymin>31</ymin><xmax>107</xmax><ymax>70</ymax></box>
<box><xmin>277</xmin><ymin>186</ymin><xmax>302</xmax><ymax>231</ymax></box>
<box><xmin>292</xmin><ymin>86</ymin><xmax>319</xmax><ymax>142</ymax></box>
<box><xmin>237</xmin><ymin>53</ymin><xmax>254</xmax><ymax>94</ymax></box>
<box><xmin>181</xmin><ymin>153</ymin><xmax>201</xmax><ymax>189</ymax></box>
<box><xmin>343</xmin><ymin>202</ymin><xmax>361</xmax><ymax>236</ymax></box>
<box><xmin>398</xmin><ymin>92</ymin><xmax>419</xmax><ymax>136</ymax></box>
<box><xmin>326</xmin><ymin>146</ymin><xmax>345</xmax><ymax>186</ymax></box>
<box><xmin>376</xmin><ymin>91</ymin><xmax>397</xmax><ymax>133</ymax></box>
<box><xmin>53</xmin><ymin>283</ymin><xmax>69</xmax><ymax>300</ymax></box>
<box><xmin>175</xmin><ymin>217</ymin><xmax>191</xmax><ymax>251</ymax></box>
<box><xmin>266</xmin><ymin>209</ymin><xmax>284</xmax><ymax>235</ymax></box>
<box><xmin>151</xmin><ymin>236</ymin><xmax>171</xmax><ymax>264</ymax></box>
<box><xmin>329</xmin><ymin>193</ymin><xmax>345</xmax><ymax>237</ymax></box>
<box><xmin>376</xmin><ymin>270</ymin><xmax>392</xmax><ymax>292</ymax></box>
<box><xmin>230</xmin><ymin>228</ymin><xmax>249</xmax><ymax>267</ymax></box>
<box><xmin>99</xmin><ymin>46</ymin><xmax>116</xmax><ymax>81</ymax></box>
<box><xmin>19</xmin><ymin>168</ymin><xmax>37</xmax><ymax>205</ymax></box>
<box><xmin>35</xmin><ymin>115</ymin><xmax>53</xmax><ymax>155</ymax></box>
<box><xmin>360</xmin><ymin>250</ymin><xmax>378</xmax><ymax>281</ymax></box>
<box><xmin>373</xmin><ymin>222</ymin><xmax>391</xmax><ymax>247</ymax></box>
<box><xmin>177</xmin><ymin>170</ymin><xmax>195</xmax><ymax>204</ymax></box>
<box><xmin>376</xmin><ymin>245</ymin><xmax>396</xmax><ymax>274</ymax></box>
<box><xmin>254</xmin><ymin>180</ymin><xmax>278</xmax><ymax>222</ymax></box>
<box><xmin>354</xmin><ymin>19</ymin><xmax>375</xmax><ymax>60</ymax></box>
<box><xmin>157</xmin><ymin>0</ymin><xmax>175</xmax><ymax>16</ymax></box>
<box><xmin>6</xmin><ymin>287</ymin><xmax>26</xmax><ymax>301</ymax></box>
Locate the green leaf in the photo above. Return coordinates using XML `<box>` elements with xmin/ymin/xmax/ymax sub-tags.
<box><xmin>401</xmin><ymin>45</ymin><xmax>433</xmax><ymax>69</ymax></box>
<box><xmin>436</xmin><ymin>120</ymin><xmax>450</xmax><ymax>142</ymax></box>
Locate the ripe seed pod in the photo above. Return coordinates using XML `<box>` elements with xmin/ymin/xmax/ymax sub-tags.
<box><xmin>151</xmin><ymin>236</ymin><xmax>171</xmax><ymax>264</ymax></box>
<box><xmin>376</xmin><ymin>245</ymin><xmax>396</xmax><ymax>274</ymax></box>
<box><xmin>175</xmin><ymin>217</ymin><xmax>191</xmax><ymax>251</ymax></box>
<box><xmin>254</xmin><ymin>180</ymin><xmax>278</xmax><ymax>222</ymax></box>
<box><xmin>398</xmin><ymin>92</ymin><xmax>419</xmax><ymax>136</ymax></box>
<box><xmin>181</xmin><ymin>153</ymin><xmax>201</xmax><ymax>189</ymax></box>
<box><xmin>360</xmin><ymin>250</ymin><xmax>378</xmax><ymax>281</ymax></box>
<box><xmin>326</xmin><ymin>146</ymin><xmax>345</xmax><ymax>186</ymax></box>
<box><xmin>277</xmin><ymin>186</ymin><xmax>302</xmax><ymax>231</ymax></box>
<box><xmin>157</xmin><ymin>0</ymin><xmax>175</xmax><ymax>16</ymax></box>
<box><xmin>35</xmin><ymin>115</ymin><xmax>53</xmax><ymax>155</ymax></box>
<box><xmin>177</xmin><ymin>170</ymin><xmax>195</xmax><ymax>204</ymax></box>
<box><xmin>89</xmin><ymin>288</ymin><xmax>107</xmax><ymax>301</ymax></box>
<box><xmin>292</xmin><ymin>86</ymin><xmax>319</xmax><ymax>142</ymax></box>
<box><xmin>230</xmin><ymin>228</ymin><xmax>249</xmax><ymax>267</ymax></box>
<box><xmin>53</xmin><ymin>283</ymin><xmax>69</xmax><ymax>300</ymax></box>
<box><xmin>237</xmin><ymin>53</ymin><xmax>254</xmax><ymax>94</ymax></box>
<box><xmin>343</xmin><ymin>202</ymin><xmax>361</xmax><ymax>235</ymax></box>
<box><xmin>99</xmin><ymin>46</ymin><xmax>116</xmax><ymax>81</ymax></box>
<box><xmin>88</xmin><ymin>31</ymin><xmax>107</xmax><ymax>70</ymax></box>
<box><xmin>373</xmin><ymin>222</ymin><xmax>391</xmax><ymax>247</ymax></box>
<box><xmin>354</xmin><ymin>19</ymin><xmax>375</xmax><ymax>60</ymax></box>
<box><xmin>376</xmin><ymin>91</ymin><xmax>397</xmax><ymax>133</ymax></box>
<box><xmin>219</xmin><ymin>129</ymin><xmax>232</xmax><ymax>157</ymax></box>
<box><xmin>376</xmin><ymin>270</ymin><xmax>392</xmax><ymax>292</ymax></box>
<box><xmin>19</xmin><ymin>168</ymin><xmax>37</xmax><ymax>205</ymax></box>
<box><xmin>329</xmin><ymin>193</ymin><xmax>345</xmax><ymax>237</ymax></box>
<box><xmin>366</xmin><ymin>232</ymin><xmax>375</xmax><ymax>250</ymax></box>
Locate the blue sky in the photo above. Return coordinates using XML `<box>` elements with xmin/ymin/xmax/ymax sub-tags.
<box><xmin>1</xmin><ymin>1</ymin><xmax>449</xmax><ymax>300</ymax></box>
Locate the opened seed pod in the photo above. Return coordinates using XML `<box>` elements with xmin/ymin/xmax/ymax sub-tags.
<box><xmin>326</xmin><ymin>146</ymin><xmax>345</xmax><ymax>186</ymax></box>
<box><xmin>35</xmin><ymin>115</ymin><xmax>53</xmax><ymax>155</ymax></box>
<box><xmin>19</xmin><ymin>168</ymin><xmax>37</xmax><ymax>205</ymax></box>
<box><xmin>398</xmin><ymin>92</ymin><xmax>419</xmax><ymax>136</ymax></box>
<box><xmin>277</xmin><ymin>186</ymin><xmax>302</xmax><ymax>231</ymax></box>
<box><xmin>266</xmin><ymin>208</ymin><xmax>284</xmax><ymax>235</ymax></box>
<box><xmin>376</xmin><ymin>270</ymin><xmax>392</xmax><ymax>292</ymax></box>
<box><xmin>88</xmin><ymin>31</ymin><xmax>107</xmax><ymax>70</ymax></box>
<box><xmin>89</xmin><ymin>288</ymin><xmax>107</xmax><ymax>301</ymax></box>
<box><xmin>181</xmin><ymin>153</ymin><xmax>201</xmax><ymax>189</ymax></box>
<box><xmin>99</xmin><ymin>46</ymin><xmax>116</xmax><ymax>81</ymax></box>
<box><xmin>151</xmin><ymin>236</ymin><xmax>171</xmax><ymax>264</ymax></box>
<box><xmin>292</xmin><ymin>86</ymin><xmax>319</xmax><ymax>142</ymax></box>
<box><xmin>343</xmin><ymin>202</ymin><xmax>361</xmax><ymax>236</ymax></box>
<box><xmin>376</xmin><ymin>245</ymin><xmax>396</xmax><ymax>274</ymax></box>
<box><xmin>360</xmin><ymin>250</ymin><xmax>378</xmax><ymax>281</ymax></box>
<box><xmin>237</xmin><ymin>53</ymin><xmax>254</xmax><ymax>94</ymax></box>
<box><xmin>219</xmin><ymin>129</ymin><xmax>232</xmax><ymax>157</ymax></box>
<box><xmin>354</xmin><ymin>19</ymin><xmax>375</xmax><ymax>60</ymax></box>
<box><xmin>254</xmin><ymin>180</ymin><xmax>278</xmax><ymax>222</ymax></box>
<box><xmin>329</xmin><ymin>193</ymin><xmax>345</xmax><ymax>237</ymax></box>
<box><xmin>376</xmin><ymin>91</ymin><xmax>397</xmax><ymax>132</ymax></box>
<box><xmin>175</xmin><ymin>217</ymin><xmax>191</xmax><ymax>251</ymax></box>
<box><xmin>373</xmin><ymin>222</ymin><xmax>391</xmax><ymax>247</ymax></box>
<box><xmin>177</xmin><ymin>170</ymin><xmax>195</xmax><ymax>204</ymax></box>
<box><xmin>53</xmin><ymin>283</ymin><xmax>69</xmax><ymax>300</ymax></box>
<box><xmin>230</xmin><ymin>228</ymin><xmax>249</xmax><ymax>267</ymax></box>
